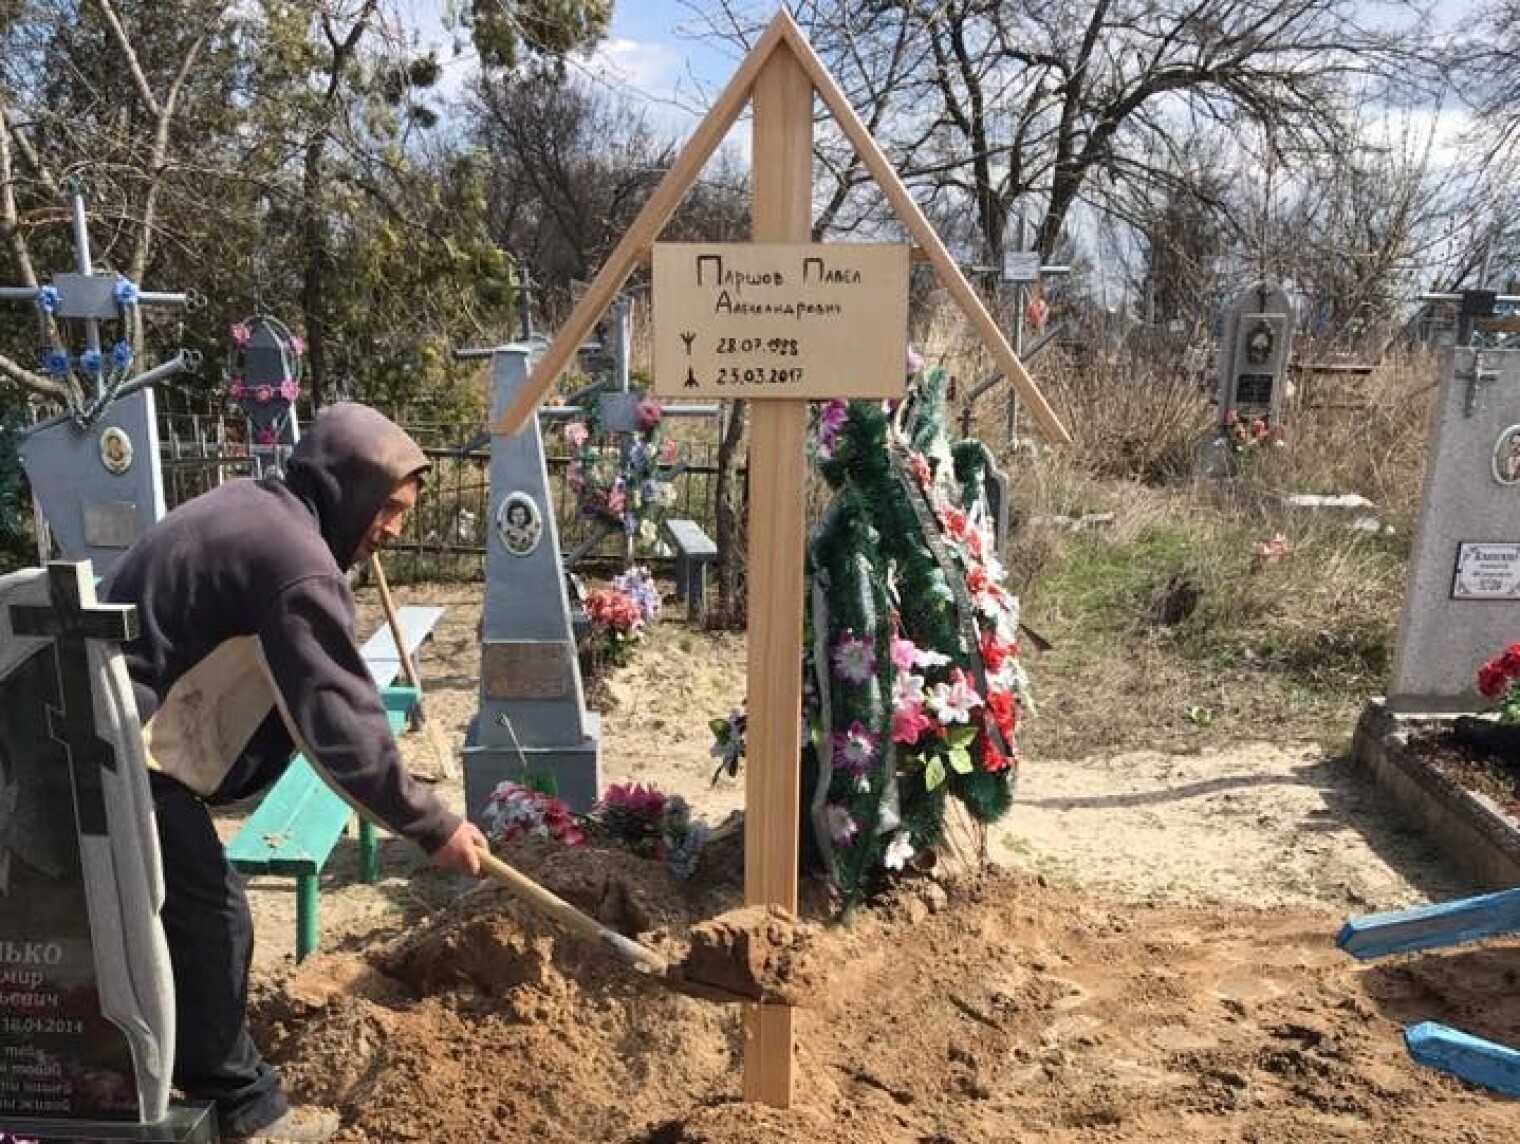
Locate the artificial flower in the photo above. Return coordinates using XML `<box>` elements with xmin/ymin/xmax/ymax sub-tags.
<box><xmin>831</xmin><ymin>633</ymin><xmax>876</xmax><ymax>684</ymax></box>
<box><xmin>833</xmin><ymin>720</ymin><xmax>881</xmax><ymax>775</ymax></box>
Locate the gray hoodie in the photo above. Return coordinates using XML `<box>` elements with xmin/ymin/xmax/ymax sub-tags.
<box><xmin>104</xmin><ymin>404</ymin><xmax>459</xmax><ymax>854</ymax></box>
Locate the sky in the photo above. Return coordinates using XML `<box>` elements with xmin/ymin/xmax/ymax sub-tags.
<box><xmin>399</xmin><ymin>0</ymin><xmax>743</xmax><ymax>131</ymax></box>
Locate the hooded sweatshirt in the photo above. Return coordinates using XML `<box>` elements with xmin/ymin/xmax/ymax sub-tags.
<box><xmin>104</xmin><ymin>403</ymin><xmax>460</xmax><ymax>854</ymax></box>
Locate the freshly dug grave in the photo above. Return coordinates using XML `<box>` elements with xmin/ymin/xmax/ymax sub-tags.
<box><xmin>249</xmin><ymin>834</ymin><xmax>1520</xmax><ymax>1143</ymax></box>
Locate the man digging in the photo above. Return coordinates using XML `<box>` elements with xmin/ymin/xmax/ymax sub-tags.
<box><xmin>105</xmin><ymin>403</ymin><xmax>487</xmax><ymax>1143</ymax></box>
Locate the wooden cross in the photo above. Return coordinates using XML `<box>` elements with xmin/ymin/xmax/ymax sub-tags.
<box><xmin>486</xmin><ymin>10</ymin><xmax>1069</xmax><ymax>1107</ymax></box>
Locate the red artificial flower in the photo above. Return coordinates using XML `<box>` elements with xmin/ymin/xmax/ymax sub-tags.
<box><xmin>985</xmin><ymin>689</ymin><xmax>1018</xmax><ymax>739</ymax></box>
<box><xmin>966</xmin><ymin>564</ymin><xmax>990</xmax><ymax>595</ymax></box>
<box><xmin>587</xmin><ymin>588</ymin><xmax>642</xmax><ymax>634</ymax></box>
<box><xmin>977</xmin><ymin>730</ymin><xmax>1012</xmax><ymax>773</ymax></box>
<box><xmin>908</xmin><ymin>452</ymin><xmax>933</xmax><ymax>490</ymax></box>
<box><xmin>940</xmin><ymin>506</ymin><xmax>968</xmax><ymax>540</ymax></box>
<box><xmin>979</xmin><ymin>630</ymin><xmax>1009</xmax><ymax>672</ymax></box>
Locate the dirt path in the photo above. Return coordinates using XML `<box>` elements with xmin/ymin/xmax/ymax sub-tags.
<box><xmin>228</xmin><ymin>586</ymin><xmax>1518</xmax><ymax>1140</ymax></box>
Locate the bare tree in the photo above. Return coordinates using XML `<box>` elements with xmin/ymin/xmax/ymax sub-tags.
<box><xmin>693</xmin><ymin>0</ymin><xmax>1437</xmax><ymax>273</ymax></box>
<box><xmin>0</xmin><ymin>0</ymin><xmax>227</xmax><ymax>404</ymax></box>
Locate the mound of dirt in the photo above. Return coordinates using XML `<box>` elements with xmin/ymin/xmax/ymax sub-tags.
<box><xmin>247</xmin><ymin>837</ymin><xmax>1520</xmax><ymax>1143</ymax></box>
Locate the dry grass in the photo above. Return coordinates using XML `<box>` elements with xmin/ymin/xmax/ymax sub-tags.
<box><xmin>914</xmin><ymin>307</ymin><xmax>1441</xmax><ymax>759</ymax></box>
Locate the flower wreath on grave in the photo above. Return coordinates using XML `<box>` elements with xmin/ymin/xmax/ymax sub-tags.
<box><xmin>226</xmin><ymin>316</ymin><xmax>305</xmax><ymax>445</ymax></box>
<box><xmin>562</xmin><ymin>388</ymin><xmax>681</xmax><ymax>548</ymax></box>
<box><xmin>711</xmin><ymin>362</ymin><xmax>1030</xmax><ymax>906</ymax></box>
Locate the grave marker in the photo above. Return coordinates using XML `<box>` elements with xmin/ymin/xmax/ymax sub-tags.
<box><xmin>484</xmin><ymin>10</ymin><xmax>1068</xmax><ymax>1106</ymax></box>
<box><xmin>228</xmin><ymin>316</ymin><xmax>303</xmax><ymax>477</ymax></box>
<box><xmin>1216</xmin><ymin>280</ymin><xmax>1295</xmax><ymax>427</ymax></box>
<box><xmin>1388</xmin><ymin>348</ymin><xmax>1520</xmax><ymax>710</ymax></box>
<box><xmin>3</xmin><ymin>189</ymin><xmax>199</xmax><ymax>575</ymax></box>
<box><xmin>0</xmin><ymin>563</ymin><xmax>213</xmax><ymax>1142</ymax></box>
<box><xmin>462</xmin><ymin>347</ymin><xmax>602</xmax><ymax>815</ymax></box>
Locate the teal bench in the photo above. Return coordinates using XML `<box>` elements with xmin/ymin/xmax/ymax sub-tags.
<box><xmin>226</xmin><ymin>606</ymin><xmax>445</xmax><ymax>961</ymax></box>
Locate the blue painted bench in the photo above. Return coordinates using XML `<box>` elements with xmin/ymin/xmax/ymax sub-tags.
<box><xmin>226</xmin><ymin>605</ymin><xmax>445</xmax><ymax>961</ymax></box>
<box><xmin>1338</xmin><ymin>886</ymin><xmax>1520</xmax><ymax>1097</ymax></box>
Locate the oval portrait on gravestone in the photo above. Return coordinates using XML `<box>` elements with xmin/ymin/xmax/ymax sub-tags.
<box><xmin>496</xmin><ymin>491</ymin><xmax>543</xmax><ymax>557</ymax></box>
<box><xmin>1494</xmin><ymin>425</ymin><xmax>1520</xmax><ymax>486</ymax></box>
<box><xmin>98</xmin><ymin>426</ymin><xmax>133</xmax><ymax>475</ymax></box>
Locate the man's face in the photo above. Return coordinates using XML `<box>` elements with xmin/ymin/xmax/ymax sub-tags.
<box><xmin>356</xmin><ymin>475</ymin><xmax>421</xmax><ymax>565</ymax></box>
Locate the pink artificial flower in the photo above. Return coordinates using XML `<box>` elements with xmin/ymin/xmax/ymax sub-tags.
<box><xmin>228</xmin><ymin>379</ymin><xmax>245</xmax><ymax>399</ymax></box>
<box><xmin>831</xmin><ymin>633</ymin><xmax>876</xmax><ymax>684</ymax></box>
<box><xmin>278</xmin><ymin>378</ymin><xmax>300</xmax><ymax>402</ymax></box>
<box><xmin>564</xmin><ymin>421</ymin><xmax>590</xmax><ymax>447</ymax></box>
<box><xmin>833</xmin><ymin>720</ymin><xmax>880</xmax><ymax>774</ymax></box>
<box><xmin>230</xmin><ymin>322</ymin><xmax>251</xmax><ymax>346</ymax></box>
<box><xmin>636</xmin><ymin>398</ymin><xmax>664</xmax><ymax>429</ymax></box>
<box><xmin>927</xmin><ymin>668</ymin><xmax>982</xmax><ymax>724</ymax></box>
<box><xmin>906</xmin><ymin>345</ymin><xmax>924</xmax><ymax>374</ymax></box>
<box><xmin>826</xmin><ymin>804</ymin><xmax>858</xmax><ymax>847</ymax></box>
<box><xmin>254</xmin><ymin>384</ymin><xmax>273</xmax><ymax>404</ymax></box>
<box><xmin>659</xmin><ymin>438</ymin><xmax>679</xmax><ymax>464</ymax></box>
<box><xmin>254</xmin><ymin>427</ymin><xmax>276</xmax><ymax>445</ymax></box>
<box><xmin>892</xmin><ymin>700</ymin><xmax>932</xmax><ymax>745</ymax></box>
<box><xmin>288</xmin><ymin>334</ymin><xmax>306</xmax><ymax>356</ymax></box>
<box><xmin>890</xmin><ymin>636</ymin><xmax>919</xmax><ymax>671</ymax></box>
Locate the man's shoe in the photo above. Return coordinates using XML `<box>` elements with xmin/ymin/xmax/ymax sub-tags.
<box><xmin>234</xmin><ymin>1105</ymin><xmax>341</xmax><ymax>1143</ymax></box>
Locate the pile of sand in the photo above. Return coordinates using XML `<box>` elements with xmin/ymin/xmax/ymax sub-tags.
<box><xmin>249</xmin><ymin>836</ymin><xmax>1520</xmax><ymax>1143</ymax></box>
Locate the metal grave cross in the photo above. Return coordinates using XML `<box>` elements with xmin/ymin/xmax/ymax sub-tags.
<box><xmin>228</xmin><ymin>316</ymin><xmax>304</xmax><ymax>476</ymax></box>
<box><xmin>3</xmin><ymin>187</ymin><xmax>202</xmax><ymax>573</ymax></box>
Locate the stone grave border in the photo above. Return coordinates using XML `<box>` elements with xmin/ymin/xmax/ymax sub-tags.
<box><xmin>1352</xmin><ymin>700</ymin><xmax>1520</xmax><ymax>889</ymax></box>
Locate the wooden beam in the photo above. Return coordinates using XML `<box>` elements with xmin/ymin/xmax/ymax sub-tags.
<box><xmin>740</xmin><ymin>37</ymin><xmax>811</xmax><ymax>1110</ymax></box>
<box><xmin>486</xmin><ymin>17</ymin><xmax>793</xmax><ymax>435</ymax></box>
<box><xmin>772</xmin><ymin>16</ymin><xmax>1071</xmax><ymax>444</ymax></box>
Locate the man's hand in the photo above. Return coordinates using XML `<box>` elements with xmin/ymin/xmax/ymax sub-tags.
<box><xmin>429</xmin><ymin>820</ymin><xmax>488</xmax><ymax>877</ymax></box>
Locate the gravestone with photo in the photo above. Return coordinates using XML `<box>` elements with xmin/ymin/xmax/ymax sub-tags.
<box><xmin>462</xmin><ymin>345</ymin><xmax>602</xmax><ymax>817</ymax></box>
<box><xmin>1215</xmin><ymin>280</ymin><xmax>1295</xmax><ymax>427</ymax></box>
<box><xmin>0</xmin><ymin>562</ymin><xmax>214</xmax><ymax>1142</ymax></box>
<box><xmin>3</xmin><ymin>189</ymin><xmax>198</xmax><ymax>575</ymax></box>
<box><xmin>1198</xmin><ymin>280</ymin><xmax>1295</xmax><ymax>476</ymax></box>
<box><xmin>1386</xmin><ymin>348</ymin><xmax>1520</xmax><ymax>711</ymax></box>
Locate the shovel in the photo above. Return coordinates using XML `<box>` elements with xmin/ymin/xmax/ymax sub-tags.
<box><xmin>369</xmin><ymin>553</ymin><xmax>459</xmax><ymax>781</ymax></box>
<box><xmin>474</xmin><ymin>846</ymin><xmax>763</xmax><ymax>1004</ymax></box>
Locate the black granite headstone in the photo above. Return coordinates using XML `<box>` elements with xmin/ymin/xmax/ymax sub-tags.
<box><xmin>0</xmin><ymin>564</ymin><xmax>216</xmax><ymax>1143</ymax></box>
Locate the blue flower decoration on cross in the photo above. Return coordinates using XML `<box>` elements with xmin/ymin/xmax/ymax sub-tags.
<box><xmin>79</xmin><ymin>348</ymin><xmax>103</xmax><ymax>375</ymax></box>
<box><xmin>113</xmin><ymin>278</ymin><xmax>139</xmax><ymax>307</ymax></box>
<box><xmin>36</xmin><ymin>285</ymin><xmax>60</xmax><ymax>314</ymax></box>
<box><xmin>42</xmin><ymin>348</ymin><xmax>70</xmax><ymax>377</ymax></box>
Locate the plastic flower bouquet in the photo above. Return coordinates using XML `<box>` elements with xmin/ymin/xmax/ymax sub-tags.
<box><xmin>591</xmin><ymin>782</ymin><xmax>709</xmax><ymax>879</ymax></box>
<box><xmin>585</xmin><ymin>585</ymin><xmax>646</xmax><ymax>668</ymax></box>
<box><xmin>1477</xmin><ymin>642</ymin><xmax>1520</xmax><ymax>723</ymax></box>
<box><xmin>481</xmin><ymin>781</ymin><xmax>586</xmax><ymax>846</ymax></box>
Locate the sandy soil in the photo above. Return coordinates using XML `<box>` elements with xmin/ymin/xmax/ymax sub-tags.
<box><xmin>224</xmin><ymin>583</ymin><xmax>1520</xmax><ymax>1141</ymax></box>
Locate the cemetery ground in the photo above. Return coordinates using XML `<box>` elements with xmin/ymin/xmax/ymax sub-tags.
<box><xmin>198</xmin><ymin>352</ymin><xmax>1519</xmax><ymax>1140</ymax></box>
<box><xmin>224</xmin><ymin>557</ymin><xmax>1520</xmax><ymax>1133</ymax></box>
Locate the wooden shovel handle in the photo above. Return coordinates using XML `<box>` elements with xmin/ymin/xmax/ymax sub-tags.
<box><xmin>369</xmin><ymin>553</ymin><xmax>421</xmax><ymax>690</ymax></box>
<box><xmin>475</xmin><ymin>846</ymin><xmax>669</xmax><ymax>976</ymax></box>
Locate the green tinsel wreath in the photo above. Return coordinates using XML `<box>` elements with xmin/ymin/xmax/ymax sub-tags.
<box><xmin>802</xmin><ymin>371</ymin><xmax>1028</xmax><ymax>905</ymax></box>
